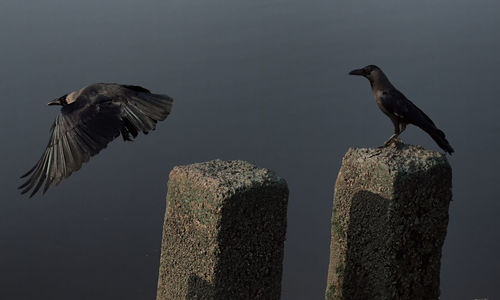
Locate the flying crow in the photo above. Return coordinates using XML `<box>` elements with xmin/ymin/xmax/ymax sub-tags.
<box><xmin>349</xmin><ymin>65</ymin><xmax>454</xmax><ymax>154</ymax></box>
<box><xmin>19</xmin><ymin>83</ymin><xmax>173</xmax><ymax>197</ymax></box>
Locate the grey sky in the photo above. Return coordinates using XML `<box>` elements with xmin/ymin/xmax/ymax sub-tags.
<box><xmin>1</xmin><ymin>1</ymin><xmax>499</xmax><ymax>299</ymax></box>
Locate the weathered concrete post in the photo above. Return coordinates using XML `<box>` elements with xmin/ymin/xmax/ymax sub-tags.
<box><xmin>157</xmin><ymin>159</ymin><xmax>288</xmax><ymax>300</ymax></box>
<box><xmin>326</xmin><ymin>141</ymin><xmax>452</xmax><ymax>300</ymax></box>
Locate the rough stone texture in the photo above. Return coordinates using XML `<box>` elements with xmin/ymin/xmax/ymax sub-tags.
<box><xmin>326</xmin><ymin>140</ymin><xmax>452</xmax><ymax>300</ymax></box>
<box><xmin>156</xmin><ymin>159</ymin><xmax>289</xmax><ymax>300</ymax></box>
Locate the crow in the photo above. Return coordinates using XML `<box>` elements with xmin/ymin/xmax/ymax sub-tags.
<box><xmin>19</xmin><ymin>83</ymin><xmax>173</xmax><ymax>197</ymax></box>
<box><xmin>349</xmin><ymin>65</ymin><xmax>454</xmax><ymax>154</ymax></box>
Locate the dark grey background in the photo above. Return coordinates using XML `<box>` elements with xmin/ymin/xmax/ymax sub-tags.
<box><xmin>1</xmin><ymin>0</ymin><xmax>499</xmax><ymax>299</ymax></box>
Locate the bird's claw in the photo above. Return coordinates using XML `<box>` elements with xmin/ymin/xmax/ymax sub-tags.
<box><xmin>368</xmin><ymin>149</ymin><xmax>382</xmax><ymax>157</ymax></box>
<box><xmin>382</xmin><ymin>139</ymin><xmax>393</xmax><ymax>147</ymax></box>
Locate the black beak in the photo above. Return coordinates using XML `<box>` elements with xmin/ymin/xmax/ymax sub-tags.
<box><xmin>47</xmin><ymin>99</ymin><xmax>62</xmax><ymax>106</ymax></box>
<box><xmin>349</xmin><ymin>68</ymin><xmax>365</xmax><ymax>76</ymax></box>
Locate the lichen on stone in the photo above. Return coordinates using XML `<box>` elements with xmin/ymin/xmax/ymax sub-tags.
<box><xmin>157</xmin><ymin>159</ymin><xmax>289</xmax><ymax>300</ymax></box>
<box><xmin>326</xmin><ymin>141</ymin><xmax>452</xmax><ymax>300</ymax></box>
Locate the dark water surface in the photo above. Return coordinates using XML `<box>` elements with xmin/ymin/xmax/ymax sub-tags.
<box><xmin>1</xmin><ymin>1</ymin><xmax>499</xmax><ymax>299</ymax></box>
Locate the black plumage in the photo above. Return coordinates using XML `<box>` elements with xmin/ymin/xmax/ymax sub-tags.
<box><xmin>19</xmin><ymin>83</ymin><xmax>173</xmax><ymax>197</ymax></box>
<box><xmin>349</xmin><ymin>65</ymin><xmax>454</xmax><ymax>154</ymax></box>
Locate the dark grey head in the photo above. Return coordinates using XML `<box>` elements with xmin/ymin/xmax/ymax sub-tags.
<box><xmin>349</xmin><ymin>65</ymin><xmax>381</xmax><ymax>79</ymax></box>
<box><xmin>47</xmin><ymin>94</ymin><xmax>68</xmax><ymax>106</ymax></box>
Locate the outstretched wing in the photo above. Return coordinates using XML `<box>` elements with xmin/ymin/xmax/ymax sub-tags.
<box><xmin>115</xmin><ymin>85</ymin><xmax>173</xmax><ymax>141</ymax></box>
<box><xmin>19</xmin><ymin>84</ymin><xmax>174</xmax><ymax>197</ymax></box>
<box><xmin>19</xmin><ymin>97</ymin><xmax>123</xmax><ymax>197</ymax></box>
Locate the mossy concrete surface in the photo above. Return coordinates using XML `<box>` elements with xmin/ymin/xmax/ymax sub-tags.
<box><xmin>156</xmin><ymin>159</ymin><xmax>289</xmax><ymax>300</ymax></box>
<box><xmin>326</xmin><ymin>140</ymin><xmax>452</xmax><ymax>300</ymax></box>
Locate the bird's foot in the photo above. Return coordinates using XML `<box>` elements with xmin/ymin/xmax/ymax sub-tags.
<box><xmin>382</xmin><ymin>139</ymin><xmax>394</xmax><ymax>147</ymax></box>
<box><xmin>378</xmin><ymin>138</ymin><xmax>405</xmax><ymax>151</ymax></box>
<box><xmin>368</xmin><ymin>149</ymin><xmax>383</xmax><ymax>158</ymax></box>
<box><xmin>382</xmin><ymin>133</ymin><xmax>400</xmax><ymax>147</ymax></box>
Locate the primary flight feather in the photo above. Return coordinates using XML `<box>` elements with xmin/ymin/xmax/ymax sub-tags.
<box><xmin>19</xmin><ymin>83</ymin><xmax>173</xmax><ymax>197</ymax></box>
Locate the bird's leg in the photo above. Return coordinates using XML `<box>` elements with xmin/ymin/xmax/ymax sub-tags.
<box><xmin>400</xmin><ymin>123</ymin><xmax>407</xmax><ymax>134</ymax></box>
<box><xmin>388</xmin><ymin>123</ymin><xmax>407</xmax><ymax>145</ymax></box>
<box><xmin>383</xmin><ymin>119</ymin><xmax>401</xmax><ymax>147</ymax></box>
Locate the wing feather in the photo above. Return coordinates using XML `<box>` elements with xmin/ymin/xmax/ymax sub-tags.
<box><xmin>20</xmin><ymin>83</ymin><xmax>173</xmax><ymax>197</ymax></box>
<box><xmin>381</xmin><ymin>89</ymin><xmax>454</xmax><ymax>154</ymax></box>
<box><xmin>117</xmin><ymin>85</ymin><xmax>173</xmax><ymax>140</ymax></box>
<box><xmin>381</xmin><ymin>90</ymin><xmax>436</xmax><ymax>127</ymax></box>
<box><xmin>19</xmin><ymin>98</ymin><xmax>122</xmax><ymax>197</ymax></box>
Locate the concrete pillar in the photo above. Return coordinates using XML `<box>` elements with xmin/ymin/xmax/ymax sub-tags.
<box><xmin>326</xmin><ymin>142</ymin><xmax>452</xmax><ymax>300</ymax></box>
<box><xmin>157</xmin><ymin>159</ymin><xmax>288</xmax><ymax>300</ymax></box>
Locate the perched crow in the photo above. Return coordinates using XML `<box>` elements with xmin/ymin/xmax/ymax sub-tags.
<box><xmin>349</xmin><ymin>65</ymin><xmax>454</xmax><ymax>154</ymax></box>
<box><xmin>19</xmin><ymin>83</ymin><xmax>173</xmax><ymax>197</ymax></box>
